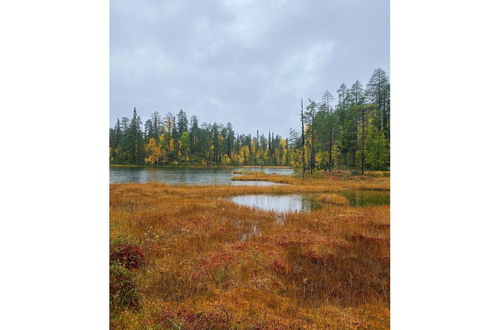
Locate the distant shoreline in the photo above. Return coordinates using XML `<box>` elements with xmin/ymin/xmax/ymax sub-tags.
<box><xmin>110</xmin><ymin>164</ymin><xmax>294</xmax><ymax>169</ymax></box>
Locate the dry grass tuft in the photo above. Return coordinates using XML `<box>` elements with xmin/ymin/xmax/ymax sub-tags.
<box><xmin>316</xmin><ymin>193</ymin><xmax>349</xmax><ymax>205</ymax></box>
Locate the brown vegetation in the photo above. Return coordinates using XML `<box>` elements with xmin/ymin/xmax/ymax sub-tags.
<box><xmin>315</xmin><ymin>193</ymin><xmax>349</xmax><ymax>206</ymax></box>
<box><xmin>232</xmin><ymin>171</ymin><xmax>389</xmax><ymax>191</ymax></box>
<box><xmin>110</xmin><ymin>173</ymin><xmax>390</xmax><ymax>329</ymax></box>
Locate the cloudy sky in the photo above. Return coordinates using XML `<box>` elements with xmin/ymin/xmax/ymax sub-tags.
<box><xmin>111</xmin><ymin>0</ymin><xmax>389</xmax><ymax>136</ymax></box>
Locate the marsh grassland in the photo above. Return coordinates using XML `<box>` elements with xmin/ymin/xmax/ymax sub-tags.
<box><xmin>110</xmin><ymin>171</ymin><xmax>390</xmax><ymax>329</ymax></box>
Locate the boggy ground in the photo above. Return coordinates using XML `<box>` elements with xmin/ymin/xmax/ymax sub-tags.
<box><xmin>110</xmin><ymin>171</ymin><xmax>390</xmax><ymax>329</ymax></box>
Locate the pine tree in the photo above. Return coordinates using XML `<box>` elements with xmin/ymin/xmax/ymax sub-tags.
<box><xmin>305</xmin><ymin>100</ymin><xmax>318</xmax><ymax>174</ymax></box>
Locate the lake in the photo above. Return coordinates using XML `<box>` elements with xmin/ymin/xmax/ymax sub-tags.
<box><xmin>110</xmin><ymin>166</ymin><xmax>294</xmax><ymax>185</ymax></box>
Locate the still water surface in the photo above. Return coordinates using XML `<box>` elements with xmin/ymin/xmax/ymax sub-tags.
<box><xmin>110</xmin><ymin>166</ymin><xmax>293</xmax><ymax>185</ymax></box>
<box><xmin>229</xmin><ymin>194</ymin><xmax>321</xmax><ymax>213</ymax></box>
<box><xmin>110</xmin><ymin>167</ymin><xmax>389</xmax><ymax>211</ymax></box>
<box><xmin>341</xmin><ymin>190</ymin><xmax>390</xmax><ymax>207</ymax></box>
<box><xmin>230</xmin><ymin>191</ymin><xmax>389</xmax><ymax>213</ymax></box>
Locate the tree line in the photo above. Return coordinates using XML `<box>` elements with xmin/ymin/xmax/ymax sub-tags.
<box><xmin>110</xmin><ymin>108</ymin><xmax>289</xmax><ymax>167</ymax></box>
<box><xmin>109</xmin><ymin>67</ymin><xmax>390</xmax><ymax>171</ymax></box>
<box><xmin>290</xmin><ymin>67</ymin><xmax>390</xmax><ymax>173</ymax></box>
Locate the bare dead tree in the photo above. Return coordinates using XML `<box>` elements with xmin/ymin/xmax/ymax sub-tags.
<box><xmin>301</xmin><ymin>98</ymin><xmax>305</xmax><ymax>179</ymax></box>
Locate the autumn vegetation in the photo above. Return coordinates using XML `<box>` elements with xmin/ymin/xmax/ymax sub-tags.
<box><xmin>110</xmin><ymin>171</ymin><xmax>390</xmax><ymax>329</ymax></box>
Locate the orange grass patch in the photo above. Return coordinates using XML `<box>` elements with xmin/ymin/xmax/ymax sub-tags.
<box><xmin>315</xmin><ymin>193</ymin><xmax>349</xmax><ymax>205</ymax></box>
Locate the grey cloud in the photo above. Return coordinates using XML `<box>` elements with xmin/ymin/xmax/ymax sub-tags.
<box><xmin>111</xmin><ymin>0</ymin><xmax>389</xmax><ymax>136</ymax></box>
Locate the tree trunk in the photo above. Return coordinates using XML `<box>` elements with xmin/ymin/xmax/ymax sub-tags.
<box><xmin>301</xmin><ymin>99</ymin><xmax>305</xmax><ymax>179</ymax></box>
<box><xmin>310</xmin><ymin>118</ymin><xmax>315</xmax><ymax>175</ymax></box>
<box><xmin>328</xmin><ymin>137</ymin><xmax>333</xmax><ymax>171</ymax></box>
<box><xmin>361</xmin><ymin>107</ymin><xmax>366</xmax><ymax>176</ymax></box>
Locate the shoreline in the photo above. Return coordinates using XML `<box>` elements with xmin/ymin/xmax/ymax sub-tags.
<box><xmin>110</xmin><ymin>164</ymin><xmax>295</xmax><ymax>169</ymax></box>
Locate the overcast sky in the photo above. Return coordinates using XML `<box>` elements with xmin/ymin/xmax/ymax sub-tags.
<box><xmin>111</xmin><ymin>0</ymin><xmax>389</xmax><ymax>136</ymax></box>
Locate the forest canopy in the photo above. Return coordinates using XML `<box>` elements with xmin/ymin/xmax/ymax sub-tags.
<box><xmin>109</xmin><ymin>68</ymin><xmax>390</xmax><ymax>171</ymax></box>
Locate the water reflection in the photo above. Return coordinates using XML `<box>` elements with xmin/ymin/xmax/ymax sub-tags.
<box><xmin>110</xmin><ymin>167</ymin><xmax>294</xmax><ymax>185</ymax></box>
<box><xmin>276</xmin><ymin>214</ymin><xmax>287</xmax><ymax>225</ymax></box>
<box><xmin>238</xmin><ymin>167</ymin><xmax>295</xmax><ymax>175</ymax></box>
<box><xmin>340</xmin><ymin>190</ymin><xmax>390</xmax><ymax>207</ymax></box>
<box><xmin>231</xmin><ymin>181</ymin><xmax>286</xmax><ymax>187</ymax></box>
<box><xmin>229</xmin><ymin>194</ymin><xmax>320</xmax><ymax>213</ymax></box>
<box><xmin>240</xmin><ymin>224</ymin><xmax>259</xmax><ymax>242</ymax></box>
<box><xmin>230</xmin><ymin>190</ymin><xmax>389</xmax><ymax>213</ymax></box>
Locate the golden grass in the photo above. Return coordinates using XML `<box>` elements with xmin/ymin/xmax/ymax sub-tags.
<box><xmin>232</xmin><ymin>172</ymin><xmax>389</xmax><ymax>191</ymax></box>
<box><xmin>315</xmin><ymin>193</ymin><xmax>349</xmax><ymax>206</ymax></box>
<box><xmin>365</xmin><ymin>171</ymin><xmax>390</xmax><ymax>178</ymax></box>
<box><xmin>110</xmin><ymin>173</ymin><xmax>390</xmax><ymax>329</ymax></box>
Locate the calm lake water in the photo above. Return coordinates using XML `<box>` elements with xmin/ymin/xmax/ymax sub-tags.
<box><xmin>241</xmin><ymin>167</ymin><xmax>295</xmax><ymax>175</ymax></box>
<box><xmin>109</xmin><ymin>166</ymin><xmax>294</xmax><ymax>185</ymax></box>
<box><xmin>230</xmin><ymin>191</ymin><xmax>389</xmax><ymax>213</ymax></box>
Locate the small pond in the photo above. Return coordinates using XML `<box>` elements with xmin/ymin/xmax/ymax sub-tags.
<box><xmin>229</xmin><ymin>190</ymin><xmax>389</xmax><ymax>213</ymax></box>
<box><xmin>229</xmin><ymin>194</ymin><xmax>321</xmax><ymax>213</ymax></box>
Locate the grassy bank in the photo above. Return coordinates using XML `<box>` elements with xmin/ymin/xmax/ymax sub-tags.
<box><xmin>231</xmin><ymin>171</ymin><xmax>389</xmax><ymax>191</ymax></box>
<box><xmin>110</xmin><ymin>174</ymin><xmax>390</xmax><ymax>329</ymax></box>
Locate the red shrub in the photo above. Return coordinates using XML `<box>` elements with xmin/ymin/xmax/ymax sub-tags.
<box><xmin>207</xmin><ymin>251</ymin><xmax>236</xmax><ymax>269</ymax></box>
<box><xmin>304</xmin><ymin>250</ymin><xmax>327</xmax><ymax>265</ymax></box>
<box><xmin>271</xmin><ymin>259</ymin><xmax>289</xmax><ymax>274</ymax></box>
<box><xmin>350</xmin><ymin>234</ymin><xmax>384</xmax><ymax>244</ymax></box>
<box><xmin>110</xmin><ymin>242</ymin><xmax>145</xmax><ymax>269</ymax></box>
<box><xmin>110</xmin><ymin>265</ymin><xmax>139</xmax><ymax>310</ymax></box>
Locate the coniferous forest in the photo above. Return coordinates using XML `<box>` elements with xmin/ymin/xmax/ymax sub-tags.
<box><xmin>110</xmin><ymin>68</ymin><xmax>389</xmax><ymax>171</ymax></box>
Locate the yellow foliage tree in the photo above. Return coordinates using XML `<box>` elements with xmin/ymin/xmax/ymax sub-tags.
<box><xmin>168</xmin><ymin>137</ymin><xmax>175</xmax><ymax>152</ymax></box>
<box><xmin>144</xmin><ymin>138</ymin><xmax>161</xmax><ymax>165</ymax></box>
<box><xmin>221</xmin><ymin>154</ymin><xmax>231</xmax><ymax>165</ymax></box>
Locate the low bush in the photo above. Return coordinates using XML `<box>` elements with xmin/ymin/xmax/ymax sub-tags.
<box><xmin>110</xmin><ymin>264</ymin><xmax>140</xmax><ymax>311</ymax></box>
<box><xmin>110</xmin><ymin>239</ymin><xmax>145</xmax><ymax>270</ymax></box>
